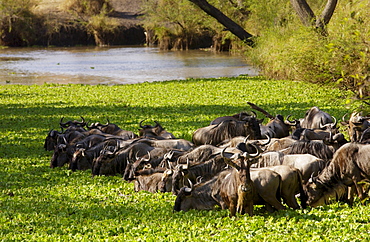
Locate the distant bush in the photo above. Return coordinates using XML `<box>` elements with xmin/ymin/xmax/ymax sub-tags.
<box><xmin>61</xmin><ymin>0</ymin><xmax>117</xmax><ymax>46</ymax></box>
<box><xmin>62</xmin><ymin>0</ymin><xmax>113</xmax><ymax>16</ymax></box>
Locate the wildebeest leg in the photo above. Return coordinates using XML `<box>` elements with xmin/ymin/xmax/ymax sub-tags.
<box><xmin>353</xmin><ymin>179</ymin><xmax>366</xmax><ymax>201</ymax></box>
<box><xmin>284</xmin><ymin>194</ymin><xmax>300</xmax><ymax>210</ymax></box>
<box><xmin>264</xmin><ymin>203</ymin><xmax>275</xmax><ymax>213</ymax></box>
<box><xmin>229</xmin><ymin>201</ymin><xmax>237</xmax><ymax>217</ymax></box>
<box><xmin>262</xmin><ymin>196</ymin><xmax>286</xmax><ymax>211</ymax></box>
<box><xmin>246</xmin><ymin>201</ymin><xmax>254</xmax><ymax>216</ymax></box>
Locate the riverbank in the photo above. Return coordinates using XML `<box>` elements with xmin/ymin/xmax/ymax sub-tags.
<box><xmin>1</xmin><ymin>0</ymin><xmax>146</xmax><ymax>47</ymax></box>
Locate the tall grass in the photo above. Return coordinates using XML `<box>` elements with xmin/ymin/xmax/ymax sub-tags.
<box><xmin>246</xmin><ymin>0</ymin><xmax>370</xmax><ymax>100</ymax></box>
<box><xmin>1</xmin><ymin>77</ymin><xmax>369</xmax><ymax>241</ymax></box>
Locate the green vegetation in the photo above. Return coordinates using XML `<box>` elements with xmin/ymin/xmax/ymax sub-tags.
<box><xmin>246</xmin><ymin>0</ymin><xmax>370</xmax><ymax>100</ymax></box>
<box><xmin>62</xmin><ymin>0</ymin><xmax>118</xmax><ymax>46</ymax></box>
<box><xmin>1</xmin><ymin>77</ymin><xmax>369</xmax><ymax>241</ymax></box>
<box><xmin>142</xmin><ymin>0</ymin><xmax>370</xmax><ymax>100</ymax></box>
<box><xmin>0</xmin><ymin>0</ymin><xmax>43</xmax><ymax>46</ymax></box>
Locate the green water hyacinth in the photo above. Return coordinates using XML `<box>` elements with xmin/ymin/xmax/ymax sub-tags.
<box><xmin>1</xmin><ymin>76</ymin><xmax>369</xmax><ymax>241</ymax></box>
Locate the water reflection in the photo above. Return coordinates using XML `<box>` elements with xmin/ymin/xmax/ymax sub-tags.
<box><xmin>0</xmin><ymin>46</ymin><xmax>258</xmax><ymax>85</ymax></box>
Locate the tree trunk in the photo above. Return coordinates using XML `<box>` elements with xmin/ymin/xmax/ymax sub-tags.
<box><xmin>315</xmin><ymin>0</ymin><xmax>338</xmax><ymax>35</ymax></box>
<box><xmin>290</xmin><ymin>0</ymin><xmax>338</xmax><ymax>36</ymax></box>
<box><xmin>290</xmin><ymin>0</ymin><xmax>315</xmax><ymax>26</ymax></box>
<box><xmin>188</xmin><ymin>0</ymin><xmax>254</xmax><ymax>46</ymax></box>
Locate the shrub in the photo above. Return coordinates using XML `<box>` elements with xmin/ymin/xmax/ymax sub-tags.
<box><xmin>246</xmin><ymin>0</ymin><xmax>370</xmax><ymax>100</ymax></box>
<box><xmin>0</xmin><ymin>0</ymin><xmax>42</xmax><ymax>46</ymax></box>
<box><xmin>61</xmin><ymin>0</ymin><xmax>117</xmax><ymax>46</ymax></box>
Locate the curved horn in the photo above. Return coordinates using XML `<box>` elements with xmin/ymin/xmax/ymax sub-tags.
<box><xmin>319</xmin><ymin>117</ymin><xmax>326</xmax><ymax>129</ymax></box>
<box><xmin>139</xmin><ymin>119</ymin><xmax>146</xmax><ymax>128</ymax></box>
<box><xmin>260</xmin><ymin>133</ymin><xmax>271</xmax><ymax>146</ymax></box>
<box><xmin>184</xmin><ymin>179</ymin><xmax>193</xmax><ymax>193</ymax></box>
<box><xmin>106</xmin><ymin>118</ymin><xmax>110</xmax><ymax>125</ymax></box>
<box><xmin>332</xmin><ymin>116</ymin><xmax>337</xmax><ymax>127</ymax></box>
<box><xmin>243</xmin><ymin>135</ymin><xmax>250</xmax><ymax>144</ymax></box>
<box><xmin>74</xmin><ymin>116</ymin><xmax>86</xmax><ymax>126</ymax></box>
<box><xmin>244</xmin><ymin>143</ymin><xmax>261</xmax><ymax>158</ymax></box>
<box><xmin>60</xmin><ymin>117</ymin><xmax>71</xmax><ymax>128</ymax></box>
<box><xmin>221</xmin><ymin>147</ymin><xmax>228</xmax><ymax>160</ymax></box>
<box><xmin>342</xmin><ymin>113</ymin><xmax>348</xmax><ymax>122</ymax></box>
<box><xmin>250</xmin><ymin>111</ymin><xmax>257</xmax><ymax>118</ymax></box>
<box><xmin>285</xmin><ymin>114</ymin><xmax>297</xmax><ymax>125</ymax></box>
<box><xmin>154</xmin><ymin>121</ymin><xmax>160</xmax><ymax>127</ymax></box>
<box><xmin>143</xmin><ymin>151</ymin><xmax>151</xmax><ymax>162</ymax></box>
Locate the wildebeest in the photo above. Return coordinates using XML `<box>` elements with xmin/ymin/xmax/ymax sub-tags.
<box><xmin>192</xmin><ymin>119</ymin><xmax>262</xmax><ymax>146</ymax></box>
<box><xmin>258</xmin><ymin>165</ymin><xmax>307</xmax><ymax>209</ymax></box>
<box><xmin>69</xmin><ymin>138</ymin><xmax>132</xmax><ymax>171</ymax></box>
<box><xmin>173</xmin><ymin>176</ymin><xmax>221</xmax><ymax>212</ymax></box>
<box><xmin>260</xmin><ymin>115</ymin><xmax>297</xmax><ymax>138</ymax></box>
<box><xmin>210</xmin><ymin>111</ymin><xmax>259</xmax><ymax>125</ymax></box>
<box><xmin>44</xmin><ymin>129</ymin><xmax>62</xmax><ymax>151</ymax></box>
<box><xmin>87</xmin><ymin>119</ymin><xmax>138</xmax><ymax>140</ymax></box>
<box><xmin>211</xmin><ymin>167</ymin><xmax>286</xmax><ymax>215</ymax></box>
<box><xmin>174</xmin><ymin>142</ymin><xmax>285</xmax><ymax>215</ymax></box>
<box><xmin>216</xmin><ymin>150</ymin><xmax>258</xmax><ymax>216</ymax></box>
<box><xmin>138</xmin><ymin>120</ymin><xmax>176</xmax><ymax>139</ymax></box>
<box><xmin>135</xmin><ymin>138</ymin><xmax>194</xmax><ymax>151</ymax></box>
<box><xmin>123</xmin><ymin>146</ymin><xmax>172</xmax><ymax>181</ymax></box>
<box><xmin>299</xmin><ymin>106</ymin><xmax>335</xmax><ymax>129</ymax></box>
<box><xmin>91</xmin><ymin>142</ymin><xmax>155</xmax><ymax>176</ymax></box>
<box><xmin>341</xmin><ymin>111</ymin><xmax>370</xmax><ymax>142</ymax></box>
<box><xmin>252</xmin><ymin>152</ymin><xmax>326</xmax><ymax>183</ymax></box>
<box><xmin>170</xmin><ymin>155</ymin><xmax>228</xmax><ymax>194</ymax></box>
<box><xmin>59</xmin><ymin>116</ymin><xmax>87</xmax><ymax>132</ymax></box>
<box><xmin>134</xmin><ymin>172</ymin><xmax>172</xmax><ymax>193</ymax></box>
<box><xmin>246</xmin><ymin>102</ymin><xmax>298</xmax><ymax>138</ymax></box>
<box><xmin>304</xmin><ymin>143</ymin><xmax>370</xmax><ymax>207</ymax></box>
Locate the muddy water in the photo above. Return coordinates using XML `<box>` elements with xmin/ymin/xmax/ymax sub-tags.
<box><xmin>0</xmin><ymin>46</ymin><xmax>258</xmax><ymax>85</ymax></box>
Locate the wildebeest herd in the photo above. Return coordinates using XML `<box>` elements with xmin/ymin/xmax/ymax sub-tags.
<box><xmin>44</xmin><ymin>102</ymin><xmax>370</xmax><ymax>217</ymax></box>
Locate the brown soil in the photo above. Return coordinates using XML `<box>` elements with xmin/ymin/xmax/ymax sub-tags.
<box><xmin>33</xmin><ymin>0</ymin><xmax>144</xmax><ymax>27</ymax></box>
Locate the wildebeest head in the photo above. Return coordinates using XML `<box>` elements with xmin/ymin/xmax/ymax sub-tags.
<box><xmin>59</xmin><ymin>116</ymin><xmax>87</xmax><ymax>132</ymax></box>
<box><xmin>50</xmin><ymin>143</ymin><xmax>69</xmax><ymax>168</ymax></box>
<box><xmin>44</xmin><ymin>129</ymin><xmax>62</xmax><ymax>151</ymax></box>
<box><xmin>138</xmin><ymin>120</ymin><xmax>175</xmax><ymax>139</ymax></box>
<box><xmin>91</xmin><ymin>147</ymin><xmax>120</xmax><ymax>176</ymax></box>
<box><xmin>123</xmin><ymin>151</ymin><xmax>151</xmax><ymax>181</ymax></box>
<box><xmin>88</xmin><ymin>119</ymin><xmax>138</xmax><ymax>139</ymax></box>
<box><xmin>171</xmin><ymin>159</ymin><xmax>191</xmax><ymax>195</ymax></box>
<box><xmin>158</xmin><ymin>169</ymin><xmax>173</xmax><ymax>193</ymax></box>
<box><xmin>261</xmin><ymin>114</ymin><xmax>297</xmax><ymax>139</ymax></box>
<box><xmin>304</xmin><ymin>176</ymin><xmax>348</xmax><ymax>207</ymax></box>
<box><xmin>341</xmin><ymin>111</ymin><xmax>370</xmax><ymax>142</ymax></box>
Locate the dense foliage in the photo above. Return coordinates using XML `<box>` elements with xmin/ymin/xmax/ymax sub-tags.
<box><xmin>142</xmin><ymin>0</ymin><xmax>370</xmax><ymax>100</ymax></box>
<box><xmin>1</xmin><ymin>77</ymin><xmax>370</xmax><ymax>241</ymax></box>
<box><xmin>246</xmin><ymin>0</ymin><xmax>370</xmax><ymax>100</ymax></box>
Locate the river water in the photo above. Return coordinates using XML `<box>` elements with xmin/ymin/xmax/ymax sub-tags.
<box><xmin>0</xmin><ymin>46</ymin><xmax>258</xmax><ymax>85</ymax></box>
